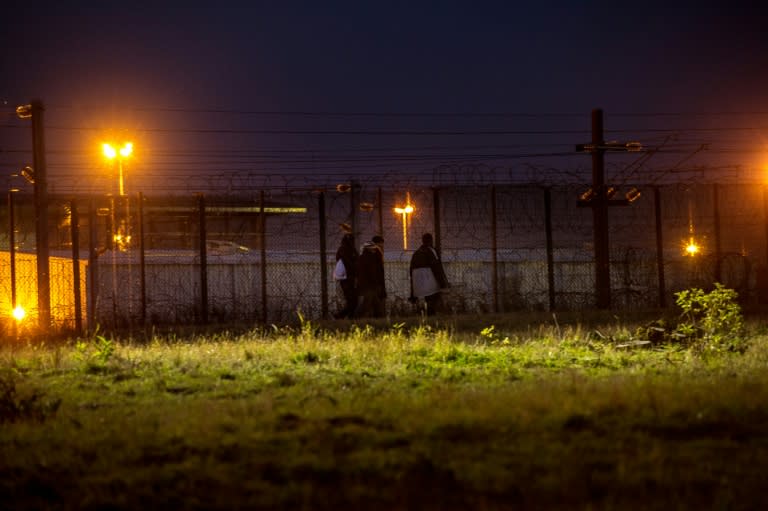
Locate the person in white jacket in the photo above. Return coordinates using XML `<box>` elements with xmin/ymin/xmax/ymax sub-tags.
<box><xmin>409</xmin><ymin>233</ymin><xmax>449</xmax><ymax>316</ymax></box>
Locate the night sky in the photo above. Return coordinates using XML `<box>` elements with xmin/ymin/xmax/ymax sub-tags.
<box><xmin>2</xmin><ymin>2</ymin><xmax>768</xmax><ymax>193</ymax></box>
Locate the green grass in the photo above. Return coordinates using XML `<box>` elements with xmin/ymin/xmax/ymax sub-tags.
<box><xmin>2</xmin><ymin>314</ymin><xmax>768</xmax><ymax>510</ymax></box>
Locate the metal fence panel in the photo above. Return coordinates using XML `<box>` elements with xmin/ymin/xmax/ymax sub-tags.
<box><xmin>1</xmin><ymin>182</ymin><xmax>767</xmax><ymax>333</ymax></box>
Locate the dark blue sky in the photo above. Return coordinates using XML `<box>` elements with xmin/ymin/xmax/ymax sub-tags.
<box><xmin>2</xmin><ymin>2</ymin><xmax>768</xmax><ymax>193</ymax></box>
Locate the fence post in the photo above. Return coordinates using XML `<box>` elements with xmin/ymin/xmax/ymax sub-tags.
<box><xmin>654</xmin><ymin>187</ymin><xmax>666</xmax><ymax>307</ymax></box>
<box><xmin>31</xmin><ymin>100</ymin><xmax>51</xmax><ymax>329</ymax></box>
<box><xmin>260</xmin><ymin>190</ymin><xmax>268</xmax><ymax>324</ymax></box>
<box><xmin>350</xmin><ymin>179</ymin><xmax>358</xmax><ymax>242</ymax></box>
<box><xmin>433</xmin><ymin>187</ymin><xmax>441</xmax><ymax>254</ymax></box>
<box><xmin>319</xmin><ymin>191</ymin><xmax>329</xmax><ymax>319</ymax></box>
<box><xmin>713</xmin><ymin>183</ymin><xmax>722</xmax><ymax>283</ymax></box>
<box><xmin>198</xmin><ymin>194</ymin><xmax>208</xmax><ymax>324</ymax></box>
<box><xmin>138</xmin><ymin>192</ymin><xmax>147</xmax><ymax>325</ymax></box>
<box><xmin>490</xmin><ymin>185</ymin><xmax>499</xmax><ymax>313</ymax></box>
<box><xmin>70</xmin><ymin>199</ymin><xmax>82</xmax><ymax>334</ymax></box>
<box><xmin>377</xmin><ymin>187</ymin><xmax>384</xmax><ymax>236</ymax></box>
<box><xmin>87</xmin><ymin>198</ymin><xmax>98</xmax><ymax>331</ymax></box>
<box><xmin>544</xmin><ymin>187</ymin><xmax>556</xmax><ymax>311</ymax></box>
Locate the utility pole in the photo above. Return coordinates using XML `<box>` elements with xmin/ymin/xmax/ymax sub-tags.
<box><xmin>591</xmin><ymin>109</ymin><xmax>610</xmax><ymax>308</ymax></box>
<box><xmin>350</xmin><ymin>179</ymin><xmax>359</xmax><ymax>242</ymax></box>
<box><xmin>576</xmin><ymin>108</ymin><xmax>642</xmax><ymax>309</ymax></box>
<box><xmin>17</xmin><ymin>100</ymin><xmax>50</xmax><ymax>329</ymax></box>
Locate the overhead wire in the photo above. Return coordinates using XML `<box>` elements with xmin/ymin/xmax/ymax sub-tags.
<box><xmin>4</xmin><ymin>105</ymin><xmax>767</xmax><ymax>193</ymax></box>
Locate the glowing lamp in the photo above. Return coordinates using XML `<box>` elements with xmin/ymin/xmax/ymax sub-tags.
<box><xmin>394</xmin><ymin>194</ymin><xmax>415</xmax><ymax>250</ymax></box>
<box><xmin>685</xmin><ymin>238</ymin><xmax>700</xmax><ymax>256</ymax></box>
<box><xmin>103</xmin><ymin>142</ymin><xmax>132</xmax><ymax>160</ymax></box>
<box><xmin>102</xmin><ymin>143</ymin><xmax>117</xmax><ymax>159</ymax></box>
<box><xmin>12</xmin><ymin>305</ymin><xmax>26</xmax><ymax>322</ymax></box>
<box><xmin>113</xmin><ymin>232</ymin><xmax>132</xmax><ymax>251</ymax></box>
<box><xmin>119</xmin><ymin>142</ymin><xmax>133</xmax><ymax>158</ymax></box>
<box><xmin>102</xmin><ymin>141</ymin><xmax>134</xmax><ymax>196</ymax></box>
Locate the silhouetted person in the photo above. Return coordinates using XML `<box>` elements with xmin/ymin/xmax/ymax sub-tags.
<box><xmin>334</xmin><ymin>233</ymin><xmax>358</xmax><ymax>319</ymax></box>
<box><xmin>357</xmin><ymin>235</ymin><xmax>386</xmax><ymax>318</ymax></box>
<box><xmin>409</xmin><ymin>233</ymin><xmax>449</xmax><ymax>315</ymax></box>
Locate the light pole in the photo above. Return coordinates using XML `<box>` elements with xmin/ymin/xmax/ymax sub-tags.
<box><xmin>102</xmin><ymin>141</ymin><xmax>133</xmax><ymax>250</ymax></box>
<box><xmin>394</xmin><ymin>192</ymin><xmax>415</xmax><ymax>251</ymax></box>
<box><xmin>101</xmin><ymin>141</ymin><xmax>133</xmax><ymax>326</ymax></box>
<box><xmin>16</xmin><ymin>101</ymin><xmax>50</xmax><ymax>330</ymax></box>
<box><xmin>102</xmin><ymin>142</ymin><xmax>133</xmax><ymax>196</ymax></box>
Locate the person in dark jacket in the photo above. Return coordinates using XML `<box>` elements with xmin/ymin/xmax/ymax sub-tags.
<box><xmin>409</xmin><ymin>233</ymin><xmax>449</xmax><ymax>316</ymax></box>
<box><xmin>334</xmin><ymin>233</ymin><xmax>358</xmax><ymax>319</ymax></box>
<box><xmin>357</xmin><ymin>235</ymin><xmax>386</xmax><ymax>318</ymax></box>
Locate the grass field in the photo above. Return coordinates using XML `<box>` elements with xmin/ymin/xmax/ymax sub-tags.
<box><xmin>2</xmin><ymin>310</ymin><xmax>768</xmax><ymax>510</ymax></box>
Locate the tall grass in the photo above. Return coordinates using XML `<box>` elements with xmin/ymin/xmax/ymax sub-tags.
<box><xmin>2</xmin><ymin>315</ymin><xmax>768</xmax><ymax>510</ymax></box>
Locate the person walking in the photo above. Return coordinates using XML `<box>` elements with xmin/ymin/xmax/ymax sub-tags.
<box><xmin>409</xmin><ymin>233</ymin><xmax>449</xmax><ymax>316</ymax></box>
<box><xmin>334</xmin><ymin>233</ymin><xmax>358</xmax><ymax>319</ymax></box>
<box><xmin>357</xmin><ymin>235</ymin><xmax>386</xmax><ymax>318</ymax></box>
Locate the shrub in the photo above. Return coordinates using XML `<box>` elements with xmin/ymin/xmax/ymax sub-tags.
<box><xmin>673</xmin><ymin>283</ymin><xmax>745</xmax><ymax>355</ymax></box>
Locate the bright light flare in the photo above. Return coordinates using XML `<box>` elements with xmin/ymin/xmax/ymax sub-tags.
<box><xmin>113</xmin><ymin>232</ymin><xmax>132</xmax><ymax>251</ymax></box>
<box><xmin>394</xmin><ymin>194</ymin><xmax>415</xmax><ymax>250</ymax></box>
<box><xmin>102</xmin><ymin>142</ymin><xmax>133</xmax><ymax>159</ymax></box>
<box><xmin>12</xmin><ymin>305</ymin><xmax>26</xmax><ymax>322</ymax></box>
<box><xmin>119</xmin><ymin>142</ymin><xmax>133</xmax><ymax>158</ymax></box>
<box><xmin>102</xmin><ymin>143</ymin><xmax>117</xmax><ymax>159</ymax></box>
<box><xmin>684</xmin><ymin>237</ymin><xmax>700</xmax><ymax>256</ymax></box>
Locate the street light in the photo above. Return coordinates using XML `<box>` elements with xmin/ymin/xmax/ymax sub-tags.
<box><xmin>684</xmin><ymin>236</ymin><xmax>701</xmax><ymax>257</ymax></box>
<box><xmin>102</xmin><ymin>141</ymin><xmax>133</xmax><ymax>196</ymax></box>
<box><xmin>15</xmin><ymin>101</ymin><xmax>50</xmax><ymax>331</ymax></box>
<box><xmin>102</xmin><ymin>141</ymin><xmax>134</xmax><ymax>251</ymax></box>
<box><xmin>394</xmin><ymin>192</ymin><xmax>415</xmax><ymax>250</ymax></box>
<box><xmin>12</xmin><ymin>305</ymin><xmax>26</xmax><ymax>322</ymax></box>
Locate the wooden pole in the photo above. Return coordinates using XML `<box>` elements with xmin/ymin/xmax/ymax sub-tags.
<box><xmin>31</xmin><ymin>100</ymin><xmax>51</xmax><ymax>328</ymax></box>
<box><xmin>591</xmin><ymin>108</ymin><xmax>611</xmax><ymax>308</ymax></box>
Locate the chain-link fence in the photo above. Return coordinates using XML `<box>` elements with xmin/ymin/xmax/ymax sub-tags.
<box><xmin>0</xmin><ymin>182</ymin><xmax>765</xmax><ymax>334</ymax></box>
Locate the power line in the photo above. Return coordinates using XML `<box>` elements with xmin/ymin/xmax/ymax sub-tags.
<box><xmin>40</xmin><ymin>104</ymin><xmax>768</xmax><ymax>119</ymax></box>
<box><xmin>6</xmin><ymin>123</ymin><xmax>768</xmax><ymax>136</ymax></box>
